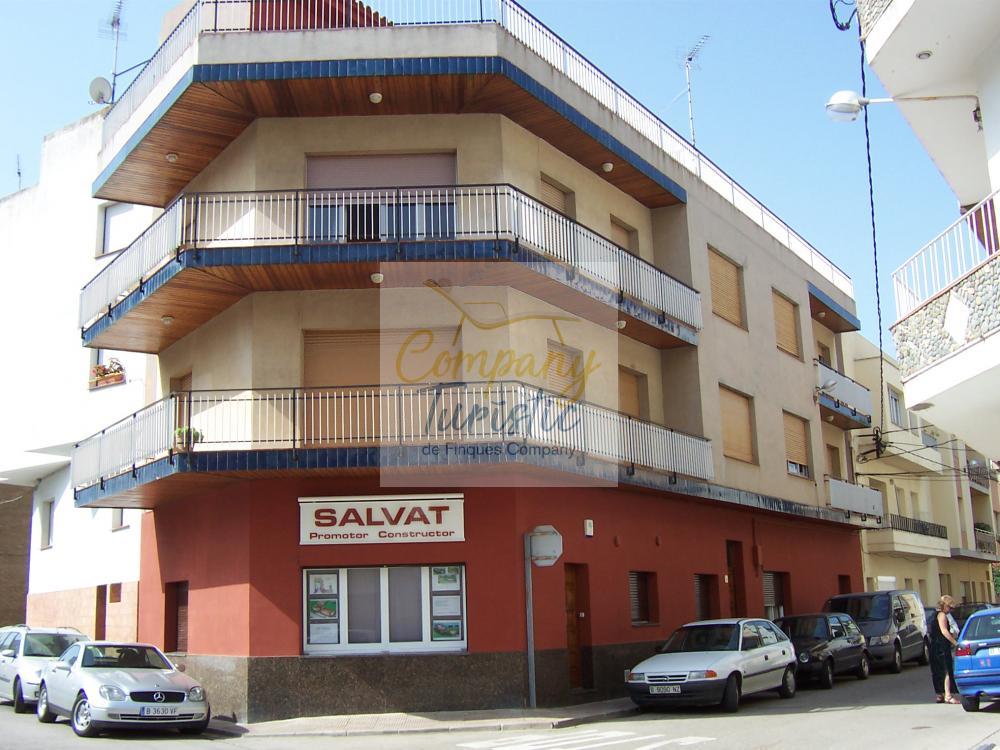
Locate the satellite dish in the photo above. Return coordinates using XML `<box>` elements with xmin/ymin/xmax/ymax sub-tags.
<box><xmin>89</xmin><ymin>77</ymin><xmax>113</xmax><ymax>105</ymax></box>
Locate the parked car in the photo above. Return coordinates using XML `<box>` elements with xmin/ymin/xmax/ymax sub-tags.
<box><xmin>952</xmin><ymin>602</ymin><xmax>994</xmax><ymax>631</ymax></box>
<box><xmin>36</xmin><ymin>642</ymin><xmax>209</xmax><ymax>737</ymax></box>
<box><xmin>0</xmin><ymin>626</ymin><xmax>87</xmax><ymax>713</ymax></box>
<box><xmin>774</xmin><ymin>613</ymin><xmax>870</xmax><ymax>687</ymax></box>
<box><xmin>954</xmin><ymin>607</ymin><xmax>1000</xmax><ymax>712</ymax></box>
<box><xmin>824</xmin><ymin>590</ymin><xmax>928</xmax><ymax>672</ymax></box>
<box><xmin>625</xmin><ymin>618</ymin><xmax>796</xmax><ymax>712</ymax></box>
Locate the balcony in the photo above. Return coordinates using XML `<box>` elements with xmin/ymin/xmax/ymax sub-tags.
<box><xmin>71</xmin><ymin>381</ymin><xmax>715</xmax><ymax>508</ymax></box>
<box><xmin>865</xmin><ymin>513</ymin><xmax>951</xmax><ymax>558</ymax></box>
<box><xmin>891</xmin><ymin>188</ymin><xmax>1000</xmax><ymax>455</ymax></box>
<box><xmin>825</xmin><ymin>477</ymin><xmax>882</xmax><ymax>518</ymax></box>
<box><xmin>94</xmin><ymin>0</ymin><xmax>854</xmax><ymax>302</ymax></box>
<box><xmin>80</xmin><ymin>184</ymin><xmax>701</xmax><ymax>353</ymax></box>
<box><xmin>974</xmin><ymin>528</ymin><xmax>998</xmax><ymax>557</ymax></box>
<box><xmin>967</xmin><ymin>462</ymin><xmax>994</xmax><ymax>495</ymax></box>
<box><xmin>815</xmin><ymin>361</ymin><xmax>872</xmax><ymax>430</ymax></box>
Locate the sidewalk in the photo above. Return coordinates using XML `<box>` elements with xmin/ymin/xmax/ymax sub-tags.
<box><xmin>207</xmin><ymin>697</ymin><xmax>638</xmax><ymax>739</ymax></box>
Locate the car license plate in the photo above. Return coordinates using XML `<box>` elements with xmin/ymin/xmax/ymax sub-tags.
<box><xmin>988</xmin><ymin>647</ymin><xmax>1000</xmax><ymax>656</ymax></box>
<box><xmin>649</xmin><ymin>685</ymin><xmax>681</xmax><ymax>695</ymax></box>
<box><xmin>140</xmin><ymin>706</ymin><xmax>178</xmax><ymax>717</ymax></box>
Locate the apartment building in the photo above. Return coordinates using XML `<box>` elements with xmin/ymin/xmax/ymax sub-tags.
<box><xmin>844</xmin><ymin>335</ymin><xmax>998</xmax><ymax>605</ymax></box>
<box><xmin>853</xmin><ymin>1</ymin><xmax>1000</xmax><ymax>457</ymax></box>
<box><xmin>51</xmin><ymin>0</ymin><xmax>885</xmax><ymax>721</ymax></box>
<box><xmin>0</xmin><ymin>114</ymin><xmax>157</xmax><ymax>641</ymax></box>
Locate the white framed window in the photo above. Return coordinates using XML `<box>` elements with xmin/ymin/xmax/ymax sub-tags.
<box><xmin>888</xmin><ymin>387</ymin><xmax>905</xmax><ymax>428</ymax></box>
<box><xmin>99</xmin><ymin>202</ymin><xmax>149</xmax><ymax>257</ymax></box>
<box><xmin>40</xmin><ymin>500</ymin><xmax>55</xmax><ymax>549</ymax></box>
<box><xmin>303</xmin><ymin>565</ymin><xmax>467</xmax><ymax>655</ymax></box>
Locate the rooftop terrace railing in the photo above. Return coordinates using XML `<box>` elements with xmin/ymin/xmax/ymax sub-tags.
<box><xmin>79</xmin><ymin>183</ymin><xmax>703</xmax><ymax>334</ymax></box>
<box><xmin>71</xmin><ymin>381</ymin><xmax>715</xmax><ymax>491</ymax></box>
<box><xmin>892</xmin><ymin>187</ymin><xmax>1000</xmax><ymax>320</ymax></box>
<box><xmin>100</xmin><ymin>0</ymin><xmax>854</xmax><ymax>299</ymax></box>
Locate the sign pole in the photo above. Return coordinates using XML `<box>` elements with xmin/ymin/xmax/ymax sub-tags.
<box><xmin>524</xmin><ymin>532</ymin><xmax>537</xmax><ymax>708</ymax></box>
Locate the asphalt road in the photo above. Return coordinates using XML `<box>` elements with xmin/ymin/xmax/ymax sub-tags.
<box><xmin>1</xmin><ymin>664</ymin><xmax>998</xmax><ymax>750</ymax></box>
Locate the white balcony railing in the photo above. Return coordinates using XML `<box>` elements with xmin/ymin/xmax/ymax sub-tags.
<box><xmin>826</xmin><ymin>477</ymin><xmax>883</xmax><ymax>517</ymax></box>
<box><xmin>974</xmin><ymin>528</ymin><xmax>998</xmax><ymax>556</ymax></box>
<box><xmin>892</xmin><ymin>187</ymin><xmax>1000</xmax><ymax>320</ymax></box>
<box><xmin>71</xmin><ymin>381</ymin><xmax>715</xmax><ymax>491</ymax></box>
<box><xmin>816</xmin><ymin>360</ymin><xmax>872</xmax><ymax>417</ymax></box>
<box><xmin>79</xmin><ymin>184</ymin><xmax>702</xmax><ymax>334</ymax></box>
<box><xmin>100</xmin><ymin>0</ymin><xmax>853</xmax><ymax>299</ymax></box>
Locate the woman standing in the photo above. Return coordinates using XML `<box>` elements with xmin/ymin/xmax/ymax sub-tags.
<box><xmin>930</xmin><ymin>595</ymin><xmax>959</xmax><ymax>704</ymax></box>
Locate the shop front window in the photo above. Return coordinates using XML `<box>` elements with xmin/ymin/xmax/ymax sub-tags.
<box><xmin>303</xmin><ymin>565</ymin><xmax>466</xmax><ymax>654</ymax></box>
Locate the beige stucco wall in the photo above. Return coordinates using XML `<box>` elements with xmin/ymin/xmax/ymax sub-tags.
<box><xmin>26</xmin><ymin>582</ymin><xmax>137</xmax><ymax>641</ymax></box>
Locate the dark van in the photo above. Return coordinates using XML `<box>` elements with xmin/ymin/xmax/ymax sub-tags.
<box><xmin>823</xmin><ymin>590</ymin><xmax>928</xmax><ymax>672</ymax></box>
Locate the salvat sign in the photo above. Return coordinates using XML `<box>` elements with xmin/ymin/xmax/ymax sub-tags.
<box><xmin>299</xmin><ymin>495</ymin><xmax>465</xmax><ymax>545</ymax></box>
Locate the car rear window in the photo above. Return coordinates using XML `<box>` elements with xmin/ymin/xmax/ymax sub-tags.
<box><xmin>24</xmin><ymin>633</ymin><xmax>86</xmax><ymax>657</ymax></box>
<box><xmin>964</xmin><ymin>614</ymin><xmax>1000</xmax><ymax>641</ymax></box>
<box><xmin>660</xmin><ymin>624</ymin><xmax>739</xmax><ymax>653</ymax></box>
<box><xmin>826</xmin><ymin>595</ymin><xmax>889</xmax><ymax>622</ymax></box>
<box><xmin>777</xmin><ymin>617</ymin><xmax>828</xmax><ymax>639</ymax></box>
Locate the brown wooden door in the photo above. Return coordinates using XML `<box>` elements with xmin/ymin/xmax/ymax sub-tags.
<box><xmin>726</xmin><ymin>541</ymin><xmax>747</xmax><ymax>617</ymax></box>
<box><xmin>94</xmin><ymin>586</ymin><xmax>107</xmax><ymax>641</ymax></box>
<box><xmin>565</xmin><ymin>564</ymin><xmax>583</xmax><ymax>689</ymax></box>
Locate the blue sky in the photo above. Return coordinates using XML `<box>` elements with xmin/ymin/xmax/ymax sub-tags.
<box><xmin>0</xmin><ymin>0</ymin><xmax>958</xmax><ymax>353</ymax></box>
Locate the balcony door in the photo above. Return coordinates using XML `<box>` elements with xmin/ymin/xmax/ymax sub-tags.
<box><xmin>305</xmin><ymin>154</ymin><xmax>456</xmax><ymax>243</ymax></box>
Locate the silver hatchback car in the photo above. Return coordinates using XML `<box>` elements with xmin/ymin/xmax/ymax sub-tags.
<box><xmin>36</xmin><ymin>642</ymin><xmax>210</xmax><ymax>737</ymax></box>
<box><xmin>0</xmin><ymin>626</ymin><xmax>87</xmax><ymax>713</ymax></box>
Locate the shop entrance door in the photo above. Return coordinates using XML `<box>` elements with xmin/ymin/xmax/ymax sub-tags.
<box><xmin>564</xmin><ymin>564</ymin><xmax>590</xmax><ymax>689</ymax></box>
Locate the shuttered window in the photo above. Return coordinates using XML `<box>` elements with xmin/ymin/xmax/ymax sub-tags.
<box><xmin>783</xmin><ymin>412</ymin><xmax>810</xmax><ymax>477</ymax></box>
<box><xmin>165</xmin><ymin>581</ymin><xmax>189</xmax><ymax>653</ymax></box>
<box><xmin>629</xmin><ymin>571</ymin><xmax>656</xmax><ymax>625</ymax></box>
<box><xmin>720</xmin><ymin>386</ymin><xmax>754</xmax><ymax>463</ymax></box>
<box><xmin>762</xmin><ymin>572</ymin><xmax>785</xmax><ymax>620</ymax></box>
<box><xmin>708</xmin><ymin>249</ymin><xmax>744</xmax><ymax>327</ymax></box>
<box><xmin>618</xmin><ymin>367</ymin><xmax>643</xmax><ymax>419</ymax></box>
<box><xmin>694</xmin><ymin>574</ymin><xmax>714</xmax><ymax>621</ymax></box>
<box><xmin>772</xmin><ymin>291</ymin><xmax>800</xmax><ymax>357</ymax></box>
<box><xmin>540</xmin><ymin>176</ymin><xmax>570</xmax><ymax>215</ymax></box>
<box><xmin>306</xmin><ymin>154</ymin><xmax>456</xmax><ymax>189</ymax></box>
<box><xmin>547</xmin><ymin>341</ymin><xmax>583</xmax><ymax>398</ymax></box>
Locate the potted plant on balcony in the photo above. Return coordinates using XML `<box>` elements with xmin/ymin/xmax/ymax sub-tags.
<box><xmin>174</xmin><ymin>426</ymin><xmax>203</xmax><ymax>451</ymax></box>
<box><xmin>89</xmin><ymin>358</ymin><xmax>126</xmax><ymax>389</ymax></box>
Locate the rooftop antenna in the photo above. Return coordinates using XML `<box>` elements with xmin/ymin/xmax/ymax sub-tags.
<box><xmin>98</xmin><ymin>1</ymin><xmax>126</xmax><ymax>102</ymax></box>
<box><xmin>16</xmin><ymin>155</ymin><xmax>21</xmax><ymax>191</ymax></box>
<box><xmin>683</xmin><ymin>35</ymin><xmax>710</xmax><ymax>148</ymax></box>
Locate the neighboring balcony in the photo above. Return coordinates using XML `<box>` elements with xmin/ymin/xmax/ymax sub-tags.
<box><xmin>974</xmin><ymin>528</ymin><xmax>998</xmax><ymax>557</ymax></box>
<box><xmin>815</xmin><ymin>361</ymin><xmax>872</xmax><ymax>430</ymax></box>
<box><xmin>825</xmin><ymin>477</ymin><xmax>882</xmax><ymax>518</ymax></box>
<box><xmin>865</xmin><ymin>513</ymin><xmax>950</xmax><ymax>558</ymax></box>
<box><xmin>950</xmin><ymin>527</ymin><xmax>1000</xmax><ymax>563</ymax></box>
<box><xmin>967</xmin><ymin>461</ymin><xmax>994</xmax><ymax>495</ymax></box>
<box><xmin>71</xmin><ymin>381</ymin><xmax>715</xmax><ymax>508</ymax></box>
<box><xmin>891</xmin><ymin>189</ymin><xmax>1000</xmax><ymax>457</ymax></box>
<box><xmin>80</xmin><ymin>185</ymin><xmax>702</xmax><ymax>353</ymax></box>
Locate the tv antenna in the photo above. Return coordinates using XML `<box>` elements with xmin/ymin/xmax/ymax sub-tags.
<box><xmin>682</xmin><ymin>35</ymin><xmax>710</xmax><ymax>148</ymax></box>
<box><xmin>16</xmin><ymin>155</ymin><xmax>22</xmax><ymax>191</ymax></box>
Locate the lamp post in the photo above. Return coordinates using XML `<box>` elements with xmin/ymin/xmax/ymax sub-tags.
<box><xmin>825</xmin><ymin>89</ymin><xmax>980</xmax><ymax>122</ymax></box>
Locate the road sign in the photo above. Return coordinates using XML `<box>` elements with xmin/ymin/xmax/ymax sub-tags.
<box><xmin>529</xmin><ymin>524</ymin><xmax>563</xmax><ymax>567</ymax></box>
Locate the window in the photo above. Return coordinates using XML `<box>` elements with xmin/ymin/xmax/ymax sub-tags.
<box><xmin>59</xmin><ymin>644</ymin><xmax>82</xmax><ymax>666</ymax></box>
<box><xmin>618</xmin><ymin>367</ymin><xmax>647</xmax><ymax>419</ymax></box>
<box><xmin>895</xmin><ymin>487</ymin><xmax>907</xmax><ymax>517</ymax></box>
<box><xmin>693</xmin><ymin>574</ymin><xmax>716</xmax><ymax>621</ymax></box>
<box><xmin>100</xmin><ymin>202</ymin><xmax>149</xmax><ymax>256</ymax></box>
<box><xmin>708</xmin><ymin>249</ymin><xmax>744</xmax><ymax>327</ymax></box>
<box><xmin>111</xmin><ymin>508</ymin><xmax>126</xmax><ymax>530</ymax></box>
<box><xmin>304</xmin><ymin>565</ymin><xmax>467</xmax><ymax>654</ymax></box>
<box><xmin>741</xmin><ymin>623</ymin><xmax>763</xmax><ymax>650</ymax></box>
<box><xmin>939</xmin><ymin>573</ymin><xmax>952</xmax><ymax>598</ymax></box>
<box><xmin>39</xmin><ymin>500</ymin><xmax>54</xmax><ymax>549</ymax></box>
<box><xmin>109</xmin><ymin>583</ymin><xmax>122</xmax><ymax>604</ymax></box>
<box><xmin>783</xmin><ymin>412</ymin><xmax>810</xmax><ymax>478</ymax></box>
<box><xmin>628</xmin><ymin>571</ymin><xmax>657</xmax><ymax>625</ymax></box>
<box><xmin>888</xmin><ymin>387</ymin><xmax>905</xmax><ymax>428</ymax></box>
<box><xmin>165</xmin><ymin>581</ymin><xmax>189</xmax><ymax>653</ymax></box>
<box><xmin>826</xmin><ymin>444</ymin><xmax>841</xmax><ymax>479</ymax></box>
<box><xmin>719</xmin><ymin>386</ymin><xmax>755</xmax><ymax>463</ymax></box>
<box><xmin>904</xmin><ymin>578</ymin><xmax>913</xmax><ymax>592</ymax></box>
<box><xmin>540</xmin><ymin>175</ymin><xmax>574</xmax><ymax>217</ymax></box>
<box><xmin>918</xmin><ymin>579</ymin><xmax>928</xmax><ymax>601</ymax></box>
<box><xmin>817</xmin><ymin>342</ymin><xmax>832</xmax><ymax>367</ymax></box>
<box><xmin>7</xmin><ymin>633</ymin><xmax>22</xmax><ymax>657</ymax></box>
<box><xmin>762</xmin><ymin>571</ymin><xmax>787</xmax><ymax>620</ymax></box>
<box><xmin>772</xmin><ymin>290</ymin><xmax>800</xmax><ymax>358</ymax></box>
<box><xmin>609</xmin><ymin>216</ymin><xmax>637</xmax><ymax>253</ymax></box>
<box><xmin>546</xmin><ymin>341</ymin><xmax>583</xmax><ymax>399</ymax></box>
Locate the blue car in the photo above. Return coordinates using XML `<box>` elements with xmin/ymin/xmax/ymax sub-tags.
<box><xmin>954</xmin><ymin>607</ymin><xmax>1000</xmax><ymax>712</ymax></box>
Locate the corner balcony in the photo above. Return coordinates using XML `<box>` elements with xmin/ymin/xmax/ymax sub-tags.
<box><xmin>815</xmin><ymin>361</ymin><xmax>872</xmax><ymax>430</ymax></box>
<box><xmin>80</xmin><ymin>184</ymin><xmax>701</xmax><ymax>353</ymax></box>
<box><xmin>71</xmin><ymin>381</ymin><xmax>714</xmax><ymax>508</ymax></box>
<box><xmin>865</xmin><ymin>513</ymin><xmax>950</xmax><ymax>558</ymax></box>
<box><xmin>891</xmin><ymin>188</ymin><xmax>1000</xmax><ymax>455</ymax></box>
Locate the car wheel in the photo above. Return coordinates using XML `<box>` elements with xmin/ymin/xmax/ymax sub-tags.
<box><xmin>855</xmin><ymin>653</ymin><xmax>870</xmax><ymax>680</ymax></box>
<box><xmin>12</xmin><ymin>679</ymin><xmax>28</xmax><ymax>714</ymax></box>
<box><xmin>36</xmin><ymin>684</ymin><xmax>56</xmax><ymax>724</ymax></box>
<box><xmin>917</xmin><ymin>639</ymin><xmax>930</xmax><ymax>666</ymax></box>
<box><xmin>720</xmin><ymin>674</ymin><xmax>741</xmax><ymax>713</ymax></box>
<box><xmin>888</xmin><ymin>643</ymin><xmax>903</xmax><ymax>674</ymax></box>
<box><xmin>961</xmin><ymin>695</ymin><xmax>980</xmax><ymax>713</ymax></box>
<box><xmin>71</xmin><ymin>694</ymin><xmax>100</xmax><ymax>738</ymax></box>
<box><xmin>777</xmin><ymin>666</ymin><xmax>796</xmax><ymax>698</ymax></box>
<box><xmin>819</xmin><ymin>660</ymin><xmax>835</xmax><ymax>690</ymax></box>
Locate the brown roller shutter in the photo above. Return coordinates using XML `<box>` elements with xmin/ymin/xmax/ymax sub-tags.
<box><xmin>175</xmin><ymin>582</ymin><xmax>189</xmax><ymax>652</ymax></box>
<box><xmin>306</xmin><ymin>154</ymin><xmax>456</xmax><ymax>189</ymax></box>
<box><xmin>618</xmin><ymin>368</ymin><xmax>642</xmax><ymax>419</ymax></box>
<box><xmin>709</xmin><ymin>249</ymin><xmax>744</xmax><ymax>327</ymax></box>
<box><xmin>547</xmin><ymin>341</ymin><xmax>582</xmax><ymax>398</ymax></box>
<box><xmin>720</xmin><ymin>386</ymin><xmax>754</xmax><ymax>463</ymax></box>
<box><xmin>772</xmin><ymin>291</ymin><xmax>800</xmax><ymax>357</ymax></box>
<box><xmin>540</xmin><ymin>177</ymin><xmax>569</xmax><ymax>215</ymax></box>
<box><xmin>783</xmin><ymin>412</ymin><xmax>809</xmax><ymax>467</ymax></box>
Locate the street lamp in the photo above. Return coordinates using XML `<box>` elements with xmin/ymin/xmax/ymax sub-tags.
<box><xmin>825</xmin><ymin>89</ymin><xmax>980</xmax><ymax>122</ymax></box>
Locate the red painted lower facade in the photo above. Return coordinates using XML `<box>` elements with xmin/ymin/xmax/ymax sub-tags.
<box><xmin>138</xmin><ymin>475</ymin><xmax>862</xmax><ymax>718</ymax></box>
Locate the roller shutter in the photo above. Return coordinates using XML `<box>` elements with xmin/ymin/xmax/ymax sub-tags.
<box><xmin>772</xmin><ymin>291</ymin><xmax>800</xmax><ymax>357</ymax></box>
<box><xmin>709</xmin><ymin>249</ymin><xmax>743</xmax><ymax>327</ymax></box>
<box><xmin>720</xmin><ymin>387</ymin><xmax>754</xmax><ymax>463</ymax></box>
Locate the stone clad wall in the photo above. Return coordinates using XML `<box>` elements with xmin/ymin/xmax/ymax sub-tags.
<box><xmin>892</xmin><ymin>256</ymin><xmax>1000</xmax><ymax>377</ymax></box>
